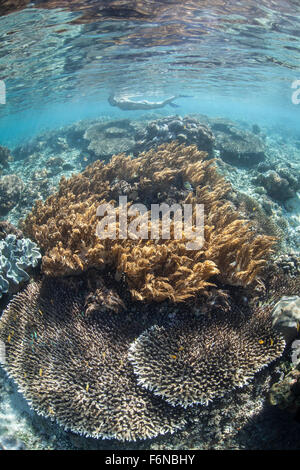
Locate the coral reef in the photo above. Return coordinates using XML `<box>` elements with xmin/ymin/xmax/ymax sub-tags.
<box><xmin>84</xmin><ymin>119</ymin><xmax>136</xmax><ymax>160</ymax></box>
<box><xmin>128</xmin><ymin>307</ymin><xmax>285</xmax><ymax>408</ymax></box>
<box><xmin>0</xmin><ymin>234</ymin><xmax>41</xmax><ymax>298</ymax></box>
<box><xmin>0</xmin><ymin>274</ymin><xmax>287</xmax><ymax>442</ymax></box>
<box><xmin>269</xmin><ymin>366</ymin><xmax>300</xmax><ymax>417</ymax></box>
<box><xmin>0</xmin><ymin>278</ymin><xmax>186</xmax><ymax>441</ymax></box>
<box><xmin>22</xmin><ymin>142</ymin><xmax>276</xmax><ymax>302</ymax></box>
<box><xmin>253</xmin><ymin>168</ymin><xmax>300</xmax><ymax>202</ymax></box>
<box><xmin>0</xmin><ymin>174</ymin><xmax>24</xmax><ymax>216</ymax></box>
<box><xmin>268</xmin><ymin>335</ymin><xmax>300</xmax><ymax>419</ymax></box>
<box><xmin>274</xmin><ymin>252</ymin><xmax>300</xmax><ymax>276</ymax></box>
<box><xmin>0</xmin><ymin>221</ymin><xmax>23</xmax><ymax>240</ymax></box>
<box><xmin>213</xmin><ymin>123</ymin><xmax>266</xmax><ymax>167</ymax></box>
<box><xmin>271</xmin><ymin>296</ymin><xmax>300</xmax><ymax>343</ymax></box>
<box><xmin>133</xmin><ymin>116</ymin><xmax>214</xmax><ymax>155</ymax></box>
<box><xmin>0</xmin><ymin>145</ymin><xmax>12</xmax><ymax>170</ymax></box>
<box><xmin>234</xmin><ymin>191</ymin><xmax>285</xmax><ymax>241</ymax></box>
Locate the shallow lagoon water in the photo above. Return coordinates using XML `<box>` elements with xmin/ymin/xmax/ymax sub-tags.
<box><xmin>0</xmin><ymin>0</ymin><xmax>300</xmax><ymax>450</ymax></box>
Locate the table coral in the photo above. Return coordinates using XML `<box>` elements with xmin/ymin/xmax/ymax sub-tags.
<box><xmin>0</xmin><ymin>278</ymin><xmax>186</xmax><ymax>441</ymax></box>
<box><xmin>0</xmin><ymin>276</ymin><xmax>286</xmax><ymax>442</ymax></box>
<box><xmin>22</xmin><ymin>142</ymin><xmax>276</xmax><ymax>302</ymax></box>
<box><xmin>128</xmin><ymin>306</ymin><xmax>285</xmax><ymax>407</ymax></box>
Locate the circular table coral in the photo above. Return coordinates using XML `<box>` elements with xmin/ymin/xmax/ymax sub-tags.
<box><xmin>128</xmin><ymin>309</ymin><xmax>286</xmax><ymax>408</ymax></box>
<box><xmin>0</xmin><ymin>278</ymin><xmax>186</xmax><ymax>441</ymax></box>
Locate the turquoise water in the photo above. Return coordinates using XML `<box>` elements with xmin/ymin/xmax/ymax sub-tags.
<box><xmin>0</xmin><ymin>2</ymin><xmax>299</xmax><ymax>145</ymax></box>
<box><xmin>1</xmin><ymin>0</ymin><xmax>300</xmax><ymax>451</ymax></box>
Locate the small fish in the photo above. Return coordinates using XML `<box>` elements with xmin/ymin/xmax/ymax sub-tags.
<box><xmin>178</xmin><ymin>346</ymin><xmax>184</xmax><ymax>352</ymax></box>
<box><xmin>7</xmin><ymin>334</ymin><xmax>11</xmax><ymax>343</ymax></box>
<box><xmin>38</xmin><ymin>309</ymin><xmax>43</xmax><ymax>316</ymax></box>
<box><xmin>252</xmin><ymin>207</ymin><xmax>256</xmax><ymax>211</ymax></box>
<box><xmin>39</xmin><ymin>368</ymin><xmax>43</xmax><ymax>377</ymax></box>
<box><xmin>48</xmin><ymin>406</ymin><xmax>55</xmax><ymax>415</ymax></box>
<box><xmin>83</xmin><ymin>156</ymin><xmax>88</xmax><ymax>162</ymax></box>
<box><xmin>86</xmin><ymin>383</ymin><xmax>90</xmax><ymax>392</ymax></box>
<box><xmin>258</xmin><ymin>339</ymin><xmax>264</xmax><ymax>345</ymax></box>
<box><xmin>270</xmin><ymin>338</ymin><xmax>274</xmax><ymax>346</ymax></box>
<box><xmin>170</xmin><ymin>354</ymin><xmax>177</xmax><ymax>359</ymax></box>
<box><xmin>102</xmin><ymin>351</ymin><xmax>106</xmax><ymax>359</ymax></box>
<box><xmin>184</xmin><ymin>181</ymin><xmax>193</xmax><ymax>191</ymax></box>
<box><xmin>34</xmin><ymin>331</ymin><xmax>38</xmax><ymax>340</ymax></box>
<box><xmin>297</xmin><ymin>321</ymin><xmax>300</xmax><ymax>333</ymax></box>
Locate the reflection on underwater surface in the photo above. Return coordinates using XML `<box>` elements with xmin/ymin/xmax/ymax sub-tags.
<box><xmin>0</xmin><ymin>0</ymin><xmax>300</xmax><ymax>452</ymax></box>
<box><xmin>0</xmin><ymin>0</ymin><xmax>299</xmax><ymax>132</ymax></box>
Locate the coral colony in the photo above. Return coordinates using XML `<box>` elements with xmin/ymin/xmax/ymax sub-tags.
<box><xmin>22</xmin><ymin>143</ymin><xmax>275</xmax><ymax>300</ymax></box>
<box><xmin>0</xmin><ymin>141</ymin><xmax>289</xmax><ymax>442</ymax></box>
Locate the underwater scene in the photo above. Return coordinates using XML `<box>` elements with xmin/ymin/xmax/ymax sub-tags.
<box><xmin>0</xmin><ymin>0</ymin><xmax>300</xmax><ymax>452</ymax></box>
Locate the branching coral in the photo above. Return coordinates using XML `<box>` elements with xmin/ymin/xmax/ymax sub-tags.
<box><xmin>0</xmin><ymin>278</ymin><xmax>186</xmax><ymax>441</ymax></box>
<box><xmin>22</xmin><ymin>142</ymin><xmax>276</xmax><ymax>302</ymax></box>
<box><xmin>128</xmin><ymin>307</ymin><xmax>286</xmax><ymax>408</ymax></box>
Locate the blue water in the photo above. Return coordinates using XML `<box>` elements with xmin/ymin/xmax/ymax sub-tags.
<box><xmin>0</xmin><ymin>1</ymin><xmax>299</xmax><ymax>147</ymax></box>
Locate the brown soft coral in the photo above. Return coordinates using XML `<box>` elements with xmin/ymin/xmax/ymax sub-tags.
<box><xmin>22</xmin><ymin>142</ymin><xmax>276</xmax><ymax>302</ymax></box>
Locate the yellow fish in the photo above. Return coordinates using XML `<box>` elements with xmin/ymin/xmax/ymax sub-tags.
<box><xmin>39</xmin><ymin>368</ymin><xmax>43</xmax><ymax>377</ymax></box>
<box><xmin>170</xmin><ymin>354</ymin><xmax>177</xmax><ymax>359</ymax></box>
<box><xmin>86</xmin><ymin>383</ymin><xmax>90</xmax><ymax>392</ymax></box>
<box><xmin>258</xmin><ymin>339</ymin><xmax>264</xmax><ymax>345</ymax></box>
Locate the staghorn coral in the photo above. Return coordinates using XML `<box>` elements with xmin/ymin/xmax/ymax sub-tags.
<box><xmin>0</xmin><ymin>278</ymin><xmax>186</xmax><ymax>441</ymax></box>
<box><xmin>22</xmin><ymin>142</ymin><xmax>276</xmax><ymax>302</ymax></box>
<box><xmin>128</xmin><ymin>307</ymin><xmax>286</xmax><ymax>408</ymax></box>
